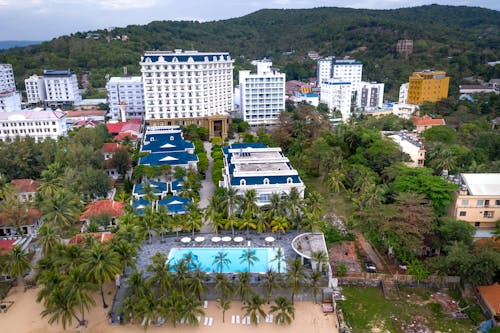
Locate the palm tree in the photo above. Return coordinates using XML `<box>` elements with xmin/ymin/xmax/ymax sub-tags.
<box><xmin>327</xmin><ymin>169</ymin><xmax>346</xmax><ymax>193</ymax></box>
<box><xmin>214</xmin><ymin>273</ymin><xmax>232</xmax><ymax>299</ymax></box>
<box><xmin>285</xmin><ymin>258</ymin><xmax>305</xmax><ymax>304</ymax></box>
<box><xmin>271</xmin><ymin>247</ymin><xmax>285</xmax><ymax>274</ymax></box>
<box><xmin>63</xmin><ymin>267</ymin><xmax>96</xmax><ymax>325</ymax></box>
<box><xmin>263</xmin><ymin>269</ymin><xmax>279</xmax><ymax>304</ymax></box>
<box><xmin>240</xmin><ymin>189</ymin><xmax>258</xmax><ymax>221</ymax></box>
<box><xmin>311</xmin><ymin>251</ymin><xmax>328</xmax><ymax>272</ymax></box>
<box><xmin>238</xmin><ymin>217</ymin><xmax>257</xmax><ymax>239</ymax></box>
<box><xmin>284</xmin><ymin>188</ymin><xmax>303</xmax><ymax>222</ymax></box>
<box><xmin>221</xmin><ymin>187</ymin><xmax>241</xmax><ymax>237</ymax></box>
<box><xmin>242</xmin><ymin>295</ymin><xmax>266</xmax><ymax>325</ymax></box>
<box><xmin>255</xmin><ymin>218</ymin><xmax>269</xmax><ymax>233</ymax></box>
<box><xmin>40</xmin><ymin>285</ymin><xmax>83</xmax><ymax>329</ymax></box>
<box><xmin>2</xmin><ymin>245</ymin><xmax>30</xmax><ymax>288</ymax></box>
<box><xmin>155</xmin><ymin>205</ymin><xmax>171</xmax><ymax>243</ymax></box>
<box><xmin>147</xmin><ymin>252</ymin><xmax>172</xmax><ymax>296</ymax></box>
<box><xmin>170</xmin><ymin>214</ymin><xmax>185</xmax><ymax>240</ymax></box>
<box><xmin>111</xmin><ymin>239</ymin><xmax>137</xmax><ymax>277</ymax></box>
<box><xmin>270</xmin><ymin>216</ymin><xmax>289</xmax><ymax>237</ymax></box>
<box><xmin>179</xmin><ymin>295</ymin><xmax>205</xmax><ymax>326</ymax></box>
<box><xmin>308</xmin><ymin>271</ymin><xmax>323</xmax><ymax>304</ymax></box>
<box><xmin>136</xmin><ymin>290</ymin><xmax>159</xmax><ymax>331</ymax></box>
<box><xmin>270</xmin><ymin>296</ymin><xmax>295</xmax><ymax>325</ymax></box>
<box><xmin>37</xmin><ymin>223</ymin><xmax>62</xmax><ymax>255</ymax></box>
<box><xmin>83</xmin><ymin>243</ymin><xmax>121</xmax><ymax>308</ymax></box>
<box><xmin>304</xmin><ymin>191</ymin><xmax>323</xmax><ymax>219</ymax></box>
<box><xmin>138</xmin><ymin>206</ymin><xmax>156</xmax><ymax>244</ymax></box>
<box><xmin>216</xmin><ymin>298</ymin><xmax>231</xmax><ymax>323</ymax></box>
<box><xmin>160</xmin><ymin>292</ymin><xmax>182</xmax><ymax>327</ymax></box>
<box><xmin>188</xmin><ymin>267</ymin><xmax>208</xmax><ymax>301</ymax></box>
<box><xmin>186</xmin><ymin>202</ymin><xmax>203</xmax><ymax>239</ymax></box>
<box><xmin>236</xmin><ymin>271</ymin><xmax>253</xmax><ymax>304</ymax></box>
<box><xmin>40</xmin><ymin>190</ymin><xmax>80</xmax><ymax>229</ymax></box>
<box><xmin>205</xmin><ymin>193</ymin><xmax>226</xmax><ymax>234</ymax></box>
<box><xmin>143</xmin><ymin>182</ymin><xmax>157</xmax><ymax>204</ymax></box>
<box><xmin>213</xmin><ymin>251</ymin><xmax>231</xmax><ymax>273</ymax></box>
<box><xmin>240</xmin><ymin>249</ymin><xmax>259</xmax><ymax>272</ymax></box>
<box><xmin>264</xmin><ymin>193</ymin><xmax>285</xmax><ymax>223</ymax></box>
<box><xmin>127</xmin><ymin>270</ymin><xmax>147</xmax><ymax>299</ymax></box>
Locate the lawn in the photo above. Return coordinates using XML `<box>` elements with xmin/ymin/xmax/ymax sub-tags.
<box><xmin>340</xmin><ymin>286</ymin><xmax>477</xmax><ymax>333</ymax></box>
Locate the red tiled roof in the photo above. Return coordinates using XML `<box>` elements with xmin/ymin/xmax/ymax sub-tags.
<box><xmin>114</xmin><ymin>132</ymin><xmax>138</xmax><ymax>142</ymax></box>
<box><xmin>477</xmin><ymin>283</ymin><xmax>500</xmax><ymax>315</ymax></box>
<box><xmin>0</xmin><ymin>239</ymin><xmax>16</xmax><ymax>254</ymax></box>
<box><xmin>11</xmin><ymin>179</ymin><xmax>41</xmax><ymax>193</ymax></box>
<box><xmin>73</xmin><ymin>119</ymin><xmax>101</xmax><ymax>127</ymax></box>
<box><xmin>0</xmin><ymin>208</ymin><xmax>41</xmax><ymax>227</ymax></box>
<box><xmin>65</xmin><ymin>109</ymin><xmax>107</xmax><ymax>117</ymax></box>
<box><xmin>106</xmin><ymin>119</ymin><xmax>141</xmax><ymax>134</ymax></box>
<box><xmin>102</xmin><ymin>142</ymin><xmax>122</xmax><ymax>153</ymax></box>
<box><xmin>412</xmin><ymin>115</ymin><xmax>446</xmax><ymax>126</ymax></box>
<box><xmin>68</xmin><ymin>232</ymin><xmax>114</xmax><ymax>245</ymax></box>
<box><xmin>80</xmin><ymin>200</ymin><xmax>124</xmax><ymax>221</ymax></box>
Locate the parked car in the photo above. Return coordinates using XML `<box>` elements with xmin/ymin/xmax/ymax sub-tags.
<box><xmin>364</xmin><ymin>261</ymin><xmax>377</xmax><ymax>273</ymax></box>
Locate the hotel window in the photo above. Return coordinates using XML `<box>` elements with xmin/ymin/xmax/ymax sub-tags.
<box><xmin>461</xmin><ymin>199</ymin><xmax>469</xmax><ymax>206</ymax></box>
<box><xmin>483</xmin><ymin>211</ymin><xmax>494</xmax><ymax>219</ymax></box>
<box><xmin>496</xmin><ymin>200</ymin><xmax>500</xmax><ymax>206</ymax></box>
<box><xmin>459</xmin><ymin>211</ymin><xmax>466</xmax><ymax>217</ymax></box>
<box><xmin>240</xmin><ymin>179</ymin><xmax>246</xmax><ymax>186</ymax></box>
<box><xmin>477</xmin><ymin>200</ymin><xmax>484</xmax><ymax>206</ymax></box>
<box><xmin>263</xmin><ymin>178</ymin><xmax>269</xmax><ymax>185</ymax></box>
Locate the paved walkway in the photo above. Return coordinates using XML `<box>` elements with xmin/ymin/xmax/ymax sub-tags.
<box><xmin>199</xmin><ymin>141</ymin><xmax>215</xmax><ymax>233</ymax></box>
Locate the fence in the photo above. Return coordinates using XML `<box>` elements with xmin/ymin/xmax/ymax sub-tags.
<box><xmin>339</xmin><ymin>273</ymin><xmax>460</xmax><ymax>288</ymax></box>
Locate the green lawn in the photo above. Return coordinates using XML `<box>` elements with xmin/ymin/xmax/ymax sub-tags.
<box><xmin>340</xmin><ymin>287</ymin><xmax>477</xmax><ymax>333</ymax></box>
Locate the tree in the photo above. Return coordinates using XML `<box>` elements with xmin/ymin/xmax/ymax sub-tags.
<box><xmin>263</xmin><ymin>269</ymin><xmax>279</xmax><ymax>304</ymax></box>
<box><xmin>335</xmin><ymin>263</ymin><xmax>348</xmax><ymax>277</ymax></box>
<box><xmin>147</xmin><ymin>252</ymin><xmax>172</xmax><ymax>296</ymax></box>
<box><xmin>37</xmin><ymin>223</ymin><xmax>62</xmax><ymax>256</ymax></box>
<box><xmin>110</xmin><ymin>147</ymin><xmax>131</xmax><ymax>179</ymax></box>
<box><xmin>213</xmin><ymin>251</ymin><xmax>231</xmax><ymax>273</ymax></box>
<box><xmin>236</xmin><ymin>271</ymin><xmax>253</xmax><ymax>304</ymax></box>
<box><xmin>270</xmin><ymin>216</ymin><xmax>289</xmax><ymax>237</ymax></box>
<box><xmin>240</xmin><ymin>249</ymin><xmax>259</xmax><ymax>272</ymax></box>
<box><xmin>40</xmin><ymin>190</ymin><xmax>81</xmax><ymax>229</ymax></box>
<box><xmin>2</xmin><ymin>245</ymin><xmax>30</xmax><ymax>288</ymax></box>
<box><xmin>83</xmin><ymin>243</ymin><xmax>121</xmax><ymax>308</ymax></box>
<box><xmin>270</xmin><ymin>296</ymin><xmax>295</xmax><ymax>325</ymax></box>
<box><xmin>242</xmin><ymin>295</ymin><xmax>266</xmax><ymax>325</ymax></box>
<box><xmin>221</xmin><ymin>187</ymin><xmax>241</xmax><ymax>237</ymax></box>
<box><xmin>285</xmin><ymin>258</ymin><xmax>305</xmax><ymax>304</ymax></box>
<box><xmin>311</xmin><ymin>251</ymin><xmax>328</xmax><ymax>272</ymax></box>
<box><xmin>423</xmin><ymin>126</ymin><xmax>456</xmax><ymax>144</ymax></box>
<box><xmin>214</xmin><ymin>272</ymin><xmax>232</xmax><ymax>299</ymax></box>
<box><xmin>186</xmin><ymin>202</ymin><xmax>203</xmax><ymax>239</ymax></box>
<box><xmin>40</xmin><ymin>285</ymin><xmax>84</xmax><ymax>329</ymax></box>
<box><xmin>216</xmin><ymin>298</ymin><xmax>231</xmax><ymax>323</ymax></box>
<box><xmin>407</xmin><ymin>260</ymin><xmax>429</xmax><ymax>285</ymax></box>
<box><xmin>63</xmin><ymin>267</ymin><xmax>97</xmax><ymax>325</ymax></box>
<box><xmin>433</xmin><ymin>218</ymin><xmax>475</xmax><ymax>251</ymax></box>
<box><xmin>271</xmin><ymin>247</ymin><xmax>285</xmax><ymax>274</ymax></box>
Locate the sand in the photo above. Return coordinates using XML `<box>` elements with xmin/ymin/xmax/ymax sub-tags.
<box><xmin>0</xmin><ymin>285</ymin><xmax>339</xmax><ymax>333</ymax></box>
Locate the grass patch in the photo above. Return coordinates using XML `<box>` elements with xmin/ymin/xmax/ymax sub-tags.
<box><xmin>340</xmin><ymin>286</ymin><xmax>476</xmax><ymax>333</ymax></box>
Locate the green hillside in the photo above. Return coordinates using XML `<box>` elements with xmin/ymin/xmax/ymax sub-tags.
<box><xmin>1</xmin><ymin>5</ymin><xmax>499</xmax><ymax>99</ymax></box>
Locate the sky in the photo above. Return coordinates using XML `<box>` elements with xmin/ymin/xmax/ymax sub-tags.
<box><xmin>0</xmin><ymin>0</ymin><xmax>498</xmax><ymax>40</ymax></box>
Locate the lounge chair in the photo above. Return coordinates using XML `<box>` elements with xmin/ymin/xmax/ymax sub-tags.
<box><xmin>242</xmin><ymin>316</ymin><xmax>247</xmax><ymax>325</ymax></box>
<box><xmin>208</xmin><ymin>317</ymin><xmax>213</xmax><ymax>326</ymax></box>
<box><xmin>231</xmin><ymin>315</ymin><xmax>236</xmax><ymax>324</ymax></box>
<box><xmin>197</xmin><ymin>316</ymin><xmax>201</xmax><ymax>323</ymax></box>
<box><xmin>236</xmin><ymin>315</ymin><xmax>240</xmax><ymax>324</ymax></box>
<box><xmin>268</xmin><ymin>314</ymin><xmax>274</xmax><ymax>323</ymax></box>
<box><xmin>204</xmin><ymin>300</ymin><xmax>208</xmax><ymax>309</ymax></box>
<box><xmin>204</xmin><ymin>317</ymin><xmax>209</xmax><ymax>326</ymax></box>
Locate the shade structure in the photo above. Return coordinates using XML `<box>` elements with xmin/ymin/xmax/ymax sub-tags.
<box><xmin>181</xmin><ymin>237</ymin><xmax>191</xmax><ymax>243</ymax></box>
<box><xmin>234</xmin><ymin>236</ymin><xmax>244</xmax><ymax>243</ymax></box>
<box><xmin>195</xmin><ymin>236</ymin><xmax>205</xmax><ymax>243</ymax></box>
<box><xmin>211</xmin><ymin>236</ymin><xmax>221</xmax><ymax>243</ymax></box>
<box><xmin>265</xmin><ymin>236</ymin><xmax>275</xmax><ymax>242</ymax></box>
<box><xmin>221</xmin><ymin>236</ymin><xmax>232</xmax><ymax>242</ymax></box>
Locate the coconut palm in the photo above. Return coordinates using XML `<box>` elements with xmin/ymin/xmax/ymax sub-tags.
<box><xmin>138</xmin><ymin>206</ymin><xmax>156</xmax><ymax>244</ymax></box>
<box><xmin>160</xmin><ymin>292</ymin><xmax>182</xmax><ymax>327</ymax></box>
<box><xmin>238</xmin><ymin>217</ymin><xmax>257</xmax><ymax>239</ymax></box>
<box><xmin>271</xmin><ymin>247</ymin><xmax>285</xmax><ymax>274</ymax></box>
<box><xmin>83</xmin><ymin>243</ymin><xmax>121</xmax><ymax>308</ymax></box>
<box><xmin>155</xmin><ymin>205</ymin><xmax>171</xmax><ymax>243</ymax></box>
<box><xmin>188</xmin><ymin>266</ymin><xmax>208</xmax><ymax>301</ymax></box>
<box><xmin>63</xmin><ymin>266</ymin><xmax>96</xmax><ymax>325</ymax></box>
<box><xmin>240</xmin><ymin>189</ymin><xmax>259</xmax><ymax>221</ymax></box>
<box><xmin>186</xmin><ymin>202</ymin><xmax>203</xmax><ymax>239</ymax></box>
<box><xmin>304</xmin><ymin>191</ymin><xmax>323</xmax><ymax>219</ymax></box>
<box><xmin>242</xmin><ymin>295</ymin><xmax>266</xmax><ymax>325</ymax></box>
<box><xmin>311</xmin><ymin>251</ymin><xmax>328</xmax><ymax>272</ymax></box>
<box><xmin>270</xmin><ymin>216</ymin><xmax>289</xmax><ymax>237</ymax></box>
<box><xmin>127</xmin><ymin>270</ymin><xmax>147</xmax><ymax>299</ymax></box>
<box><xmin>240</xmin><ymin>249</ymin><xmax>259</xmax><ymax>272</ymax></box>
<box><xmin>236</xmin><ymin>271</ymin><xmax>253</xmax><ymax>304</ymax></box>
<box><xmin>327</xmin><ymin>169</ymin><xmax>346</xmax><ymax>193</ymax></box>
<box><xmin>213</xmin><ymin>251</ymin><xmax>231</xmax><ymax>273</ymax></box>
<box><xmin>40</xmin><ymin>190</ymin><xmax>81</xmax><ymax>229</ymax></box>
<box><xmin>221</xmin><ymin>187</ymin><xmax>241</xmax><ymax>237</ymax></box>
<box><xmin>285</xmin><ymin>258</ymin><xmax>305</xmax><ymax>304</ymax></box>
<box><xmin>143</xmin><ymin>182</ymin><xmax>158</xmax><ymax>204</ymax></box>
<box><xmin>214</xmin><ymin>272</ymin><xmax>232</xmax><ymax>299</ymax></box>
<box><xmin>40</xmin><ymin>285</ymin><xmax>83</xmax><ymax>329</ymax></box>
<box><xmin>179</xmin><ymin>295</ymin><xmax>205</xmax><ymax>326</ymax></box>
<box><xmin>111</xmin><ymin>239</ymin><xmax>137</xmax><ymax>277</ymax></box>
<box><xmin>308</xmin><ymin>271</ymin><xmax>323</xmax><ymax>304</ymax></box>
<box><xmin>37</xmin><ymin>223</ymin><xmax>62</xmax><ymax>255</ymax></box>
<box><xmin>264</xmin><ymin>193</ymin><xmax>285</xmax><ymax>223</ymax></box>
<box><xmin>304</xmin><ymin>212</ymin><xmax>323</xmax><ymax>234</ymax></box>
<box><xmin>147</xmin><ymin>252</ymin><xmax>172</xmax><ymax>296</ymax></box>
<box><xmin>284</xmin><ymin>188</ymin><xmax>303</xmax><ymax>222</ymax></box>
<box><xmin>263</xmin><ymin>268</ymin><xmax>279</xmax><ymax>304</ymax></box>
<box><xmin>136</xmin><ymin>290</ymin><xmax>159</xmax><ymax>331</ymax></box>
<box><xmin>216</xmin><ymin>297</ymin><xmax>231</xmax><ymax>323</ymax></box>
<box><xmin>169</xmin><ymin>214</ymin><xmax>185</xmax><ymax>240</ymax></box>
<box><xmin>270</xmin><ymin>296</ymin><xmax>295</xmax><ymax>325</ymax></box>
<box><xmin>255</xmin><ymin>218</ymin><xmax>269</xmax><ymax>233</ymax></box>
<box><xmin>2</xmin><ymin>245</ymin><xmax>30</xmax><ymax>288</ymax></box>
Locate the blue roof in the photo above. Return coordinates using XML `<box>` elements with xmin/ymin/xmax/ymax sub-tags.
<box><xmin>139</xmin><ymin>151</ymin><xmax>198</xmax><ymax>167</ymax></box>
<box><xmin>231</xmin><ymin>175</ymin><xmax>301</xmax><ymax>186</ymax></box>
<box><xmin>132</xmin><ymin>198</ymin><xmax>151</xmax><ymax>215</ymax></box>
<box><xmin>171</xmin><ymin>178</ymin><xmax>184</xmax><ymax>192</ymax></box>
<box><xmin>43</xmin><ymin>69</ymin><xmax>73</xmax><ymax>76</ymax></box>
<box><xmin>142</xmin><ymin>53</ymin><xmax>230</xmax><ymax>63</ymax></box>
<box><xmin>157</xmin><ymin>196</ymin><xmax>191</xmax><ymax>214</ymax></box>
<box><xmin>306</xmin><ymin>93</ymin><xmax>319</xmax><ymax>98</ymax></box>
<box><xmin>133</xmin><ymin>181</ymin><xmax>168</xmax><ymax>196</ymax></box>
<box><xmin>142</xmin><ymin>132</ymin><xmax>194</xmax><ymax>153</ymax></box>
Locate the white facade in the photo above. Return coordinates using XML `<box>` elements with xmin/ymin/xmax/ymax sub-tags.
<box><xmin>0</xmin><ymin>91</ymin><xmax>22</xmax><ymax>112</ymax></box>
<box><xmin>238</xmin><ymin>59</ymin><xmax>285</xmax><ymax>126</ymax></box>
<box><xmin>25</xmin><ymin>75</ymin><xmax>47</xmax><ymax>104</ymax></box>
<box><xmin>0</xmin><ymin>64</ymin><xmax>16</xmax><ymax>93</ymax></box>
<box><xmin>106</xmin><ymin>76</ymin><xmax>144</xmax><ymax>121</ymax></box>
<box><xmin>0</xmin><ymin>110</ymin><xmax>68</xmax><ymax>142</ymax></box>
<box><xmin>320</xmin><ymin>79</ymin><xmax>353</xmax><ymax>120</ymax></box>
<box><xmin>42</xmin><ymin>70</ymin><xmax>82</xmax><ymax>105</ymax></box>
<box><xmin>399</xmin><ymin>83</ymin><xmax>409</xmax><ymax>104</ymax></box>
<box><xmin>356</xmin><ymin>82</ymin><xmax>384</xmax><ymax>109</ymax></box>
<box><xmin>392</xmin><ymin>103</ymin><xmax>419</xmax><ymax>119</ymax></box>
<box><xmin>317</xmin><ymin>57</ymin><xmax>363</xmax><ymax>89</ymax></box>
<box><xmin>140</xmin><ymin>49</ymin><xmax>233</xmax><ymax>122</ymax></box>
<box><xmin>388</xmin><ymin>132</ymin><xmax>425</xmax><ymax>168</ymax></box>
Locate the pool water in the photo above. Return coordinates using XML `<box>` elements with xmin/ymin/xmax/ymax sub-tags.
<box><xmin>167</xmin><ymin>247</ymin><xmax>286</xmax><ymax>273</ymax></box>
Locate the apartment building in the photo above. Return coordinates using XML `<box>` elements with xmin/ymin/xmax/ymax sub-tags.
<box><xmin>407</xmin><ymin>70</ymin><xmax>450</xmax><ymax>105</ymax></box>
<box><xmin>140</xmin><ymin>49</ymin><xmax>233</xmax><ymax>138</ymax></box>
<box><xmin>238</xmin><ymin>59</ymin><xmax>285</xmax><ymax>126</ymax></box>
<box><xmin>25</xmin><ymin>70</ymin><xmax>82</xmax><ymax>106</ymax></box>
<box><xmin>0</xmin><ymin>63</ymin><xmax>22</xmax><ymax>112</ymax></box>
<box><xmin>451</xmin><ymin>173</ymin><xmax>500</xmax><ymax>230</ymax></box>
<box><xmin>356</xmin><ymin>82</ymin><xmax>384</xmax><ymax>109</ymax></box>
<box><xmin>25</xmin><ymin>74</ymin><xmax>47</xmax><ymax>104</ymax></box>
<box><xmin>0</xmin><ymin>110</ymin><xmax>68</xmax><ymax>142</ymax></box>
<box><xmin>320</xmin><ymin>79</ymin><xmax>353</xmax><ymax>120</ymax></box>
<box><xmin>0</xmin><ymin>64</ymin><xmax>16</xmax><ymax>93</ymax></box>
<box><xmin>106</xmin><ymin>76</ymin><xmax>144</xmax><ymax>121</ymax></box>
<box><xmin>387</xmin><ymin>132</ymin><xmax>425</xmax><ymax>167</ymax></box>
<box><xmin>317</xmin><ymin>57</ymin><xmax>363</xmax><ymax>89</ymax></box>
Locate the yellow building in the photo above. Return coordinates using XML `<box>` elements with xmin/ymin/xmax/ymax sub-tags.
<box><xmin>407</xmin><ymin>70</ymin><xmax>450</xmax><ymax>105</ymax></box>
<box><xmin>450</xmin><ymin>173</ymin><xmax>500</xmax><ymax>230</ymax></box>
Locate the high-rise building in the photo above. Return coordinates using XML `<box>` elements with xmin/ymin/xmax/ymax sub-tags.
<box><xmin>399</xmin><ymin>83</ymin><xmax>409</xmax><ymax>104</ymax></box>
<box><xmin>317</xmin><ymin>57</ymin><xmax>363</xmax><ymax>89</ymax></box>
<box><xmin>42</xmin><ymin>70</ymin><xmax>82</xmax><ymax>106</ymax></box>
<box><xmin>106</xmin><ymin>76</ymin><xmax>144</xmax><ymax>121</ymax></box>
<box><xmin>407</xmin><ymin>70</ymin><xmax>450</xmax><ymax>105</ymax></box>
<box><xmin>320</xmin><ymin>79</ymin><xmax>353</xmax><ymax>120</ymax></box>
<box><xmin>0</xmin><ymin>64</ymin><xmax>16</xmax><ymax>93</ymax></box>
<box><xmin>356</xmin><ymin>82</ymin><xmax>384</xmax><ymax>109</ymax></box>
<box><xmin>238</xmin><ymin>59</ymin><xmax>285</xmax><ymax>126</ymax></box>
<box><xmin>25</xmin><ymin>74</ymin><xmax>46</xmax><ymax>104</ymax></box>
<box><xmin>140</xmin><ymin>49</ymin><xmax>233</xmax><ymax>138</ymax></box>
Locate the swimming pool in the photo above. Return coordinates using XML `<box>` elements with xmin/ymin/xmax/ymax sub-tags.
<box><xmin>167</xmin><ymin>247</ymin><xmax>286</xmax><ymax>273</ymax></box>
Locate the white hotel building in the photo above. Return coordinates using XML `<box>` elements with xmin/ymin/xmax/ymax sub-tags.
<box><xmin>0</xmin><ymin>64</ymin><xmax>16</xmax><ymax>93</ymax></box>
<box><xmin>25</xmin><ymin>70</ymin><xmax>81</xmax><ymax>106</ymax></box>
<box><xmin>317</xmin><ymin>57</ymin><xmax>363</xmax><ymax>89</ymax></box>
<box><xmin>0</xmin><ymin>63</ymin><xmax>22</xmax><ymax>112</ymax></box>
<box><xmin>356</xmin><ymin>82</ymin><xmax>384</xmax><ymax>110</ymax></box>
<box><xmin>238</xmin><ymin>59</ymin><xmax>285</xmax><ymax>126</ymax></box>
<box><xmin>106</xmin><ymin>76</ymin><xmax>144</xmax><ymax>121</ymax></box>
<box><xmin>25</xmin><ymin>74</ymin><xmax>46</xmax><ymax>104</ymax></box>
<box><xmin>320</xmin><ymin>79</ymin><xmax>353</xmax><ymax>120</ymax></box>
<box><xmin>140</xmin><ymin>49</ymin><xmax>233</xmax><ymax>138</ymax></box>
<box><xmin>0</xmin><ymin>110</ymin><xmax>67</xmax><ymax>142</ymax></box>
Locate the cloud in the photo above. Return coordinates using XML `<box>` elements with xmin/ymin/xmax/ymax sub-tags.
<box><xmin>96</xmin><ymin>0</ymin><xmax>159</xmax><ymax>10</ymax></box>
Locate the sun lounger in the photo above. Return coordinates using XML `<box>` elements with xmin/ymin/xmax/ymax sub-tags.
<box><xmin>197</xmin><ymin>316</ymin><xmax>201</xmax><ymax>323</ymax></box>
<box><xmin>236</xmin><ymin>315</ymin><xmax>240</xmax><ymax>324</ymax></box>
<box><xmin>141</xmin><ymin>317</ymin><xmax>147</xmax><ymax>326</ymax></box>
<box><xmin>231</xmin><ymin>315</ymin><xmax>235</xmax><ymax>324</ymax></box>
<box><xmin>204</xmin><ymin>300</ymin><xmax>208</xmax><ymax>309</ymax></box>
<box><xmin>208</xmin><ymin>317</ymin><xmax>213</xmax><ymax>326</ymax></box>
<box><xmin>242</xmin><ymin>316</ymin><xmax>247</xmax><ymax>325</ymax></box>
<box><xmin>268</xmin><ymin>314</ymin><xmax>273</xmax><ymax>323</ymax></box>
<box><xmin>247</xmin><ymin>316</ymin><xmax>251</xmax><ymax>325</ymax></box>
<box><xmin>204</xmin><ymin>317</ymin><xmax>209</xmax><ymax>326</ymax></box>
<box><xmin>256</xmin><ymin>315</ymin><xmax>260</xmax><ymax>324</ymax></box>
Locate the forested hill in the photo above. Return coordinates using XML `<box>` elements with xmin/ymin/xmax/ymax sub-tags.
<box><xmin>1</xmin><ymin>5</ymin><xmax>499</xmax><ymax>97</ymax></box>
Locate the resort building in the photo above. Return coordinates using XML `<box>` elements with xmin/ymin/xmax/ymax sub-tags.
<box><xmin>0</xmin><ymin>64</ymin><xmax>16</xmax><ymax>93</ymax></box>
<box><xmin>317</xmin><ymin>56</ymin><xmax>363</xmax><ymax>89</ymax></box>
<box><xmin>25</xmin><ymin>74</ymin><xmax>46</xmax><ymax>104</ymax></box>
<box><xmin>0</xmin><ymin>91</ymin><xmax>22</xmax><ymax>112</ymax></box>
<box><xmin>320</xmin><ymin>79</ymin><xmax>353</xmax><ymax>120</ymax></box>
<box><xmin>392</xmin><ymin>103</ymin><xmax>419</xmax><ymax>120</ymax></box>
<box><xmin>412</xmin><ymin>115</ymin><xmax>446</xmax><ymax>133</ymax></box>
<box><xmin>221</xmin><ymin>142</ymin><xmax>306</xmax><ymax>207</ymax></box>
<box><xmin>0</xmin><ymin>110</ymin><xmax>68</xmax><ymax>142</ymax></box>
<box><xmin>80</xmin><ymin>199</ymin><xmax>125</xmax><ymax>231</ymax></box>
<box><xmin>407</xmin><ymin>70</ymin><xmax>450</xmax><ymax>105</ymax></box>
<box><xmin>0</xmin><ymin>208</ymin><xmax>42</xmax><ymax>237</ymax></box>
<box><xmin>42</xmin><ymin>69</ymin><xmax>82</xmax><ymax>106</ymax></box>
<box><xmin>450</xmin><ymin>173</ymin><xmax>500</xmax><ymax>230</ymax></box>
<box><xmin>237</xmin><ymin>59</ymin><xmax>286</xmax><ymax>127</ymax></box>
<box><xmin>10</xmin><ymin>178</ymin><xmax>41</xmax><ymax>202</ymax></box>
<box><xmin>140</xmin><ymin>49</ymin><xmax>233</xmax><ymax>138</ymax></box>
<box><xmin>106</xmin><ymin>119</ymin><xmax>142</xmax><ymax>142</ymax></box>
<box><xmin>399</xmin><ymin>83</ymin><xmax>409</xmax><ymax>104</ymax></box>
<box><xmin>106</xmin><ymin>76</ymin><xmax>145</xmax><ymax>121</ymax></box>
<box><xmin>386</xmin><ymin>132</ymin><xmax>425</xmax><ymax>167</ymax></box>
<box><xmin>355</xmin><ymin>82</ymin><xmax>384</xmax><ymax>110</ymax></box>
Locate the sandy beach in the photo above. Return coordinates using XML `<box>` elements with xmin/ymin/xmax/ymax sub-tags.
<box><xmin>0</xmin><ymin>285</ymin><xmax>339</xmax><ymax>333</ymax></box>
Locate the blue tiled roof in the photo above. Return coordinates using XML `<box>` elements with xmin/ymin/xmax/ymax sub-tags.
<box><xmin>132</xmin><ymin>198</ymin><xmax>151</xmax><ymax>215</ymax></box>
<box><xmin>133</xmin><ymin>181</ymin><xmax>168</xmax><ymax>196</ymax></box>
<box><xmin>142</xmin><ymin>132</ymin><xmax>194</xmax><ymax>153</ymax></box>
<box><xmin>306</xmin><ymin>93</ymin><xmax>319</xmax><ymax>98</ymax></box>
<box><xmin>142</xmin><ymin>53</ymin><xmax>230</xmax><ymax>63</ymax></box>
<box><xmin>231</xmin><ymin>175</ymin><xmax>301</xmax><ymax>186</ymax></box>
<box><xmin>171</xmin><ymin>178</ymin><xmax>184</xmax><ymax>192</ymax></box>
<box><xmin>139</xmin><ymin>151</ymin><xmax>198</xmax><ymax>167</ymax></box>
<box><xmin>158</xmin><ymin>196</ymin><xmax>191</xmax><ymax>214</ymax></box>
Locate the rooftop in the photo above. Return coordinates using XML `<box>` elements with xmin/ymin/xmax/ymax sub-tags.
<box><xmin>43</xmin><ymin>69</ymin><xmax>73</xmax><ymax>76</ymax></box>
<box><xmin>141</xmin><ymin>50</ymin><xmax>231</xmax><ymax>64</ymax></box>
<box><xmin>461</xmin><ymin>173</ymin><xmax>500</xmax><ymax>196</ymax></box>
<box><xmin>102</xmin><ymin>142</ymin><xmax>123</xmax><ymax>153</ymax></box>
<box><xmin>106</xmin><ymin>119</ymin><xmax>141</xmax><ymax>134</ymax></box>
<box><xmin>80</xmin><ymin>200</ymin><xmax>125</xmax><ymax>221</ymax></box>
<box><xmin>11</xmin><ymin>179</ymin><xmax>41</xmax><ymax>193</ymax></box>
<box><xmin>68</xmin><ymin>232</ymin><xmax>114</xmax><ymax>245</ymax></box>
<box><xmin>108</xmin><ymin>76</ymin><xmax>143</xmax><ymax>83</ymax></box>
<box><xmin>65</xmin><ymin>109</ymin><xmax>107</xmax><ymax>118</ymax></box>
<box><xmin>0</xmin><ymin>239</ymin><xmax>16</xmax><ymax>254</ymax></box>
<box><xmin>477</xmin><ymin>283</ymin><xmax>500</xmax><ymax>315</ymax></box>
<box><xmin>0</xmin><ymin>110</ymin><xmax>66</xmax><ymax>121</ymax></box>
<box><xmin>412</xmin><ymin>115</ymin><xmax>446</xmax><ymax>126</ymax></box>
